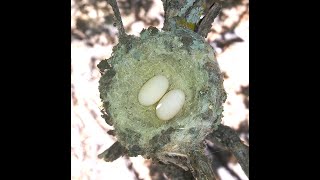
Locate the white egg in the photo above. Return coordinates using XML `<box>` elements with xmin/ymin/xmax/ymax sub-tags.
<box><xmin>156</xmin><ymin>89</ymin><xmax>185</xmax><ymax>121</ymax></box>
<box><xmin>138</xmin><ymin>75</ymin><xmax>169</xmax><ymax>106</ymax></box>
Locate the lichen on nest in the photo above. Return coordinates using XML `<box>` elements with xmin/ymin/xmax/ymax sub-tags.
<box><xmin>98</xmin><ymin>27</ymin><xmax>226</xmax><ymax>159</ymax></box>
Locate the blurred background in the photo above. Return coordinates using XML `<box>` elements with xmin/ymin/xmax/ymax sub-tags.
<box><xmin>71</xmin><ymin>0</ymin><xmax>249</xmax><ymax>179</ymax></box>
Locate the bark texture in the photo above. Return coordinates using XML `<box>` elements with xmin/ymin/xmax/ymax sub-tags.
<box><xmin>206</xmin><ymin>125</ymin><xmax>249</xmax><ymax>177</ymax></box>
<box><xmin>196</xmin><ymin>2</ymin><xmax>222</xmax><ymax>37</ymax></box>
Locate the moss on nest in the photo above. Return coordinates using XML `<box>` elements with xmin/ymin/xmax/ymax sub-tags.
<box><xmin>98</xmin><ymin>27</ymin><xmax>226</xmax><ymax>160</ymax></box>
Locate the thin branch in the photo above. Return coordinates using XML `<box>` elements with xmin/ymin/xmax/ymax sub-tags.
<box><xmin>107</xmin><ymin>0</ymin><xmax>126</xmax><ymax>39</ymax></box>
<box><xmin>206</xmin><ymin>124</ymin><xmax>249</xmax><ymax>177</ymax></box>
<box><xmin>196</xmin><ymin>2</ymin><xmax>222</xmax><ymax>38</ymax></box>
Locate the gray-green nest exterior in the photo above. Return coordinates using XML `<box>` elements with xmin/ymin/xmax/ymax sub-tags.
<box><xmin>98</xmin><ymin>27</ymin><xmax>226</xmax><ymax>165</ymax></box>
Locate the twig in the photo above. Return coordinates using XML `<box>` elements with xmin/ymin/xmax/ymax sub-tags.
<box><xmin>196</xmin><ymin>2</ymin><xmax>222</xmax><ymax>38</ymax></box>
<box><xmin>106</xmin><ymin>0</ymin><xmax>126</xmax><ymax>39</ymax></box>
<box><xmin>206</xmin><ymin>124</ymin><xmax>249</xmax><ymax>177</ymax></box>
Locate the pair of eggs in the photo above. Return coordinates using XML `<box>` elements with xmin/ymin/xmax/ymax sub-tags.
<box><xmin>138</xmin><ymin>75</ymin><xmax>185</xmax><ymax>121</ymax></box>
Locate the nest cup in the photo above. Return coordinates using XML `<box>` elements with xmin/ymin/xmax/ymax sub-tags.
<box><xmin>98</xmin><ymin>27</ymin><xmax>226</xmax><ymax>159</ymax></box>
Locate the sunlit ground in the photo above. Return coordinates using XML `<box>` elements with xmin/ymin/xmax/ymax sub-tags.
<box><xmin>71</xmin><ymin>0</ymin><xmax>249</xmax><ymax>179</ymax></box>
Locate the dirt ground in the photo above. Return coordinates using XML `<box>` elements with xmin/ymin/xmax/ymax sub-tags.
<box><xmin>71</xmin><ymin>0</ymin><xmax>249</xmax><ymax>179</ymax></box>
